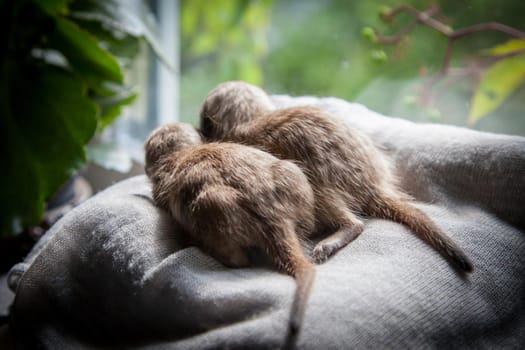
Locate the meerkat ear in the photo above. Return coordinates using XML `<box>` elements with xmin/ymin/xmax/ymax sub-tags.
<box><xmin>199</xmin><ymin>111</ymin><xmax>217</xmax><ymax>139</ymax></box>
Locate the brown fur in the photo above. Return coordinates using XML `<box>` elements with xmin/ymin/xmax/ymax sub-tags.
<box><xmin>144</xmin><ymin>123</ymin><xmax>317</xmax><ymax>348</ymax></box>
<box><xmin>199</xmin><ymin>81</ymin><xmax>473</xmax><ymax>273</ymax></box>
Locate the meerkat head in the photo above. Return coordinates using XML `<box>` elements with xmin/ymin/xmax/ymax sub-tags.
<box><xmin>199</xmin><ymin>81</ymin><xmax>275</xmax><ymax>141</ymax></box>
<box><xmin>144</xmin><ymin>122</ymin><xmax>203</xmax><ymax>177</ymax></box>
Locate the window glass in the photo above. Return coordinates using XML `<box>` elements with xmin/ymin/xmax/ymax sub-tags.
<box><xmin>179</xmin><ymin>0</ymin><xmax>525</xmax><ymax>136</ymax></box>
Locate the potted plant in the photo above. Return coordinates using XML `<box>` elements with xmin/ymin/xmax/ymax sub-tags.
<box><xmin>0</xmin><ymin>0</ymin><xmax>167</xmax><ymax>245</ymax></box>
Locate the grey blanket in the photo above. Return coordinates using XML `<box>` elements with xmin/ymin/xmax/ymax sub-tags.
<box><xmin>7</xmin><ymin>96</ymin><xmax>525</xmax><ymax>349</ymax></box>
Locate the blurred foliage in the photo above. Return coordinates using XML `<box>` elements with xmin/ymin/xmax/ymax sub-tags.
<box><xmin>0</xmin><ymin>0</ymin><xmax>160</xmax><ymax>236</ymax></box>
<box><xmin>180</xmin><ymin>0</ymin><xmax>272</xmax><ymax>120</ymax></box>
<box><xmin>181</xmin><ymin>0</ymin><xmax>271</xmax><ymax>83</ymax></box>
<box><xmin>469</xmin><ymin>40</ymin><xmax>525</xmax><ymax>125</ymax></box>
<box><xmin>365</xmin><ymin>5</ymin><xmax>525</xmax><ymax>126</ymax></box>
<box><xmin>180</xmin><ymin>0</ymin><xmax>525</xmax><ymax>137</ymax></box>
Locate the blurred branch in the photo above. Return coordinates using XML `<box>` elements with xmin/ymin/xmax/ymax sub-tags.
<box><xmin>377</xmin><ymin>5</ymin><xmax>447</xmax><ymax>44</ymax></box>
<box><xmin>375</xmin><ymin>4</ymin><xmax>525</xmax><ymax>74</ymax></box>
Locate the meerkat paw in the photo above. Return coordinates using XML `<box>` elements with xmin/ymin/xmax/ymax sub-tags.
<box><xmin>312</xmin><ymin>243</ymin><xmax>337</xmax><ymax>264</ymax></box>
<box><xmin>312</xmin><ymin>241</ymin><xmax>344</xmax><ymax>264</ymax></box>
<box><xmin>311</xmin><ymin>223</ymin><xmax>364</xmax><ymax>264</ymax></box>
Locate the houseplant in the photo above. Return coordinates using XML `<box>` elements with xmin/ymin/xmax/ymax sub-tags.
<box><xmin>0</xmin><ymin>0</ymin><xmax>166</xmax><ymax>237</ymax></box>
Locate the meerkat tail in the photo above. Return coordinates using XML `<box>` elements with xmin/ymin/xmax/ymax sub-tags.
<box><xmin>289</xmin><ymin>262</ymin><xmax>316</xmax><ymax>333</ymax></box>
<box><xmin>375</xmin><ymin>197</ymin><xmax>473</xmax><ymax>273</ymax></box>
<box><xmin>283</xmin><ymin>261</ymin><xmax>316</xmax><ymax>350</ymax></box>
<box><xmin>262</xmin><ymin>228</ymin><xmax>316</xmax><ymax>350</ymax></box>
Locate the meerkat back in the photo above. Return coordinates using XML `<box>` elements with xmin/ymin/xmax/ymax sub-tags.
<box><xmin>144</xmin><ymin>124</ymin><xmax>318</xmax><ymax>348</ymax></box>
<box><xmin>199</xmin><ymin>82</ymin><xmax>473</xmax><ymax>273</ymax></box>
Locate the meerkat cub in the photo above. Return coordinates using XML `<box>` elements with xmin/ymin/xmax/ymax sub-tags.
<box><xmin>145</xmin><ymin>123</ymin><xmax>317</xmax><ymax>348</ymax></box>
<box><xmin>199</xmin><ymin>81</ymin><xmax>473</xmax><ymax>273</ymax></box>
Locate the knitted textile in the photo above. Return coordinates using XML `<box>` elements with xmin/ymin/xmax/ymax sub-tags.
<box><xmin>8</xmin><ymin>96</ymin><xmax>525</xmax><ymax>349</ymax></box>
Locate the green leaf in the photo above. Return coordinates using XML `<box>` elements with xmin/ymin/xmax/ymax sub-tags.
<box><xmin>0</xmin><ymin>64</ymin><xmax>98</xmax><ymax>235</ymax></box>
<box><xmin>69</xmin><ymin>0</ymin><xmax>151</xmax><ymax>37</ymax></box>
<box><xmin>69</xmin><ymin>0</ymin><xmax>177</xmax><ymax>73</ymax></box>
<box><xmin>486</xmin><ymin>39</ymin><xmax>525</xmax><ymax>56</ymax></box>
<box><xmin>49</xmin><ymin>17</ymin><xmax>124</xmax><ymax>86</ymax></box>
<box><xmin>34</xmin><ymin>0</ymin><xmax>72</xmax><ymax>15</ymax></box>
<box><xmin>70</xmin><ymin>18</ymin><xmax>140</xmax><ymax>63</ymax></box>
<box><xmin>93</xmin><ymin>83</ymin><xmax>137</xmax><ymax>129</ymax></box>
<box><xmin>0</xmin><ymin>0</ymin><xmax>145</xmax><ymax>236</ymax></box>
<box><xmin>469</xmin><ymin>54</ymin><xmax>525</xmax><ymax>125</ymax></box>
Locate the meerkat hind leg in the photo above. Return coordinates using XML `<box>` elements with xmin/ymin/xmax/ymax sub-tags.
<box><xmin>208</xmin><ymin>242</ymin><xmax>251</xmax><ymax>268</ymax></box>
<box><xmin>312</xmin><ymin>209</ymin><xmax>364</xmax><ymax>264</ymax></box>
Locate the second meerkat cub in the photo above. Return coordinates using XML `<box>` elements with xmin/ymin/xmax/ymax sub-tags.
<box><xmin>199</xmin><ymin>81</ymin><xmax>473</xmax><ymax>273</ymax></box>
<box><xmin>144</xmin><ymin>123</ymin><xmax>317</xmax><ymax>348</ymax></box>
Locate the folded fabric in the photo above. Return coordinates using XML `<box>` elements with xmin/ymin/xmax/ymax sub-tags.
<box><xmin>8</xmin><ymin>96</ymin><xmax>525</xmax><ymax>349</ymax></box>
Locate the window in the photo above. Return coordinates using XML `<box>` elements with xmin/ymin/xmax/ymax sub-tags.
<box><xmin>89</xmin><ymin>0</ymin><xmax>180</xmax><ymax>172</ymax></box>
<box><xmin>98</xmin><ymin>0</ymin><xmax>525</xmax><ymax>174</ymax></box>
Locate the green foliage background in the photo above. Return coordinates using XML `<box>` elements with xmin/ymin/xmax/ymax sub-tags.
<box><xmin>180</xmin><ymin>0</ymin><xmax>525</xmax><ymax>136</ymax></box>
